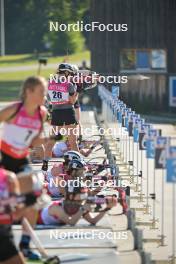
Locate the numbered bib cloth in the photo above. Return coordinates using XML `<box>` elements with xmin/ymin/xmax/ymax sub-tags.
<box><xmin>0</xmin><ymin>104</ymin><xmax>44</xmax><ymax>159</ymax></box>
<box><xmin>48</xmin><ymin>81</ymin><xmax>70</xmax><ymax>105</ymax></box>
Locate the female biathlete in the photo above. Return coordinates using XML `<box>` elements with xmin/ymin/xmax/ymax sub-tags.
<box><xmin>0</xmin><ymin>76</ymin><xmax>55</xmax><ymax>263</ymax></box>
<box><xmin>43</xmin><ymin>63</ymin><xmax>79</xmax><ymax>168</ymax></box>
<box><xmin>37</xmin><ymin>184</ymin><xmax>117</xmax><ymax>226</ymax></box>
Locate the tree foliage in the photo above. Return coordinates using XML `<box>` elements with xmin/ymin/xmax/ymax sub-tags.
<box><xmin>5</xmin><ymin>0</ymin><xmax>90</xmax><ymax>55</ymax></box>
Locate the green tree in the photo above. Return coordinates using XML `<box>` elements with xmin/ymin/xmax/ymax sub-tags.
<box><xmin>5</xmin><ymin>0</ymin><xmax>90</xmax><ymax>55</ymax></box>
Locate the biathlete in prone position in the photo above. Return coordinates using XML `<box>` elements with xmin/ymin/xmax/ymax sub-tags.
<box><xmin>37</xmin><ymin>183</ymin><xmax>117</xmax><ymax>226</ymax></box>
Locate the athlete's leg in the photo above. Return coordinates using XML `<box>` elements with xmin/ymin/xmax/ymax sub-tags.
<box><xmin>19</xmin><ymin>207</ymin><xmax>40</xmax><ymax>260</ymax></box>
<box><xmin>75</xmin><ymin>107</ymin><xmax>82</xmax><ymax>140</ymax></box>
<box><xmin>42</xmin><ymin>125</ymin><xmax>57</xmax><ymax>171</ymax></box>
<box><xmin>0</xmin><ymin>225</ymin><xmax>25</xmax><ymax>264</ymax></box>
<box><xmin>58</xmin><ymin>124</ymin><xmax>79</xmax><ymax>152</ymax></box>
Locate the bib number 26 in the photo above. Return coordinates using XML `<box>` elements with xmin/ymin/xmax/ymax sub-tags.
<box><xmin>52</xmin><ymin>91</ymin><xmax>62</xmax><ymax>99</ymax></box>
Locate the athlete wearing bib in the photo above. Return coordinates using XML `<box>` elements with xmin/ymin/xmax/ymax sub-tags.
<box><xmin>48</xmin><ymin>68</ymin><xmax>77</xmax><ymax>126</ymax></box>
<box><xmin>37</xmin><ymin>188</ymin><xmax>117</xmax><ymax>226</ymax></box>
<box><xmin>37</xmin><ymin>197</ymin><xmax>86</xmax><ymax>226</ymax></box>
<box><xmin>0</xmin><ymin>76</ymin><xmax>52</xmax><ymax>262</ymax></box>
<box><xmin>44</xmin><ymin>158</ymin><xmax>86</xmax><ymax>198</ymax></box>
<box><xmin>1</xmin><ymin>103</ymin><xmax>44</xmax><ymax>157</ymax></box>
<box><xmin>45</xmin><ymin>63</ymin><xmax>79</xmax><ymax>158</ymax></box>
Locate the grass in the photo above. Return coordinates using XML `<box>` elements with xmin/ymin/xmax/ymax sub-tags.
<box><xmin>0</xmin><ymin>50</ymin><xmax>90</xmax><ymax>68</ymax></box>
<box><xmin>0</xmin><ymin>69</ymin><xmax>53</xmax><ymax>81</ymax></box>
<box><xmin>0</xmin><ymin>69</ymin><xmax>52</xmax><ymax>101</ymax></box>
<box><xmin>0</xmin><ymin>50</ymin><xmax>90</xmax><ymax>101</ymax></box>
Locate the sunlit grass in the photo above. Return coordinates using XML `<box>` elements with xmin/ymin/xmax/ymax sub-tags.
<box><xmin>0</xmin><ymin>50</ymin><xmax>90</xmax><ymax>68</ymax></box>
<box><xmin>0</xmin><ymin>50</ymin><xmax>90</xmax><ymax>101</ymax></box>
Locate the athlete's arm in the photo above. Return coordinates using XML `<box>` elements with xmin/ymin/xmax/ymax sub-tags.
<box><xmin>80</xmin><ymin>142</ymin><xmax>98</xmax><ymax>157</ymax></box>
<box><xmin>75</xmin><ymin>105</ymin><xmax>82</xmax><ymax>139</ymax></box>
<box><xmin>83</xmin><ymin>200</ymin><xmax>116</xmax><ymax>225</ymax></box>
<box><xmin>83</xmin><ymin>210</ymin><xmax>107</xmax><ymax>225</ymax></box>
<box><xmin>36</xmin><ymin>105</ymin><xmax>48</xmax><ymax>124</ymax></box>
<box><xmin>68</xmin><ymin>83</ymin><xmax>78</xmax><ymax>104</ymax></box>
<box><xmin>30</xmin><ymin>110</ymin><xmax>52</xmax><ymax>147</ymax></box>
<box><xmin>75</xmin><ymin>106</ymin><xmax>81</xmax><ymax>123</ymax></box>
<box><xmin>69</xmin><ymin>92</ymin><xmax>78</xmax><ymax>104</ymax></box>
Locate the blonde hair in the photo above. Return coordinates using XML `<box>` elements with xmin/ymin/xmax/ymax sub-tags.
<box><xmin>20</xmin><ymin>76</ymin><xmax>47</xmax><ymax>101</ymax></box>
